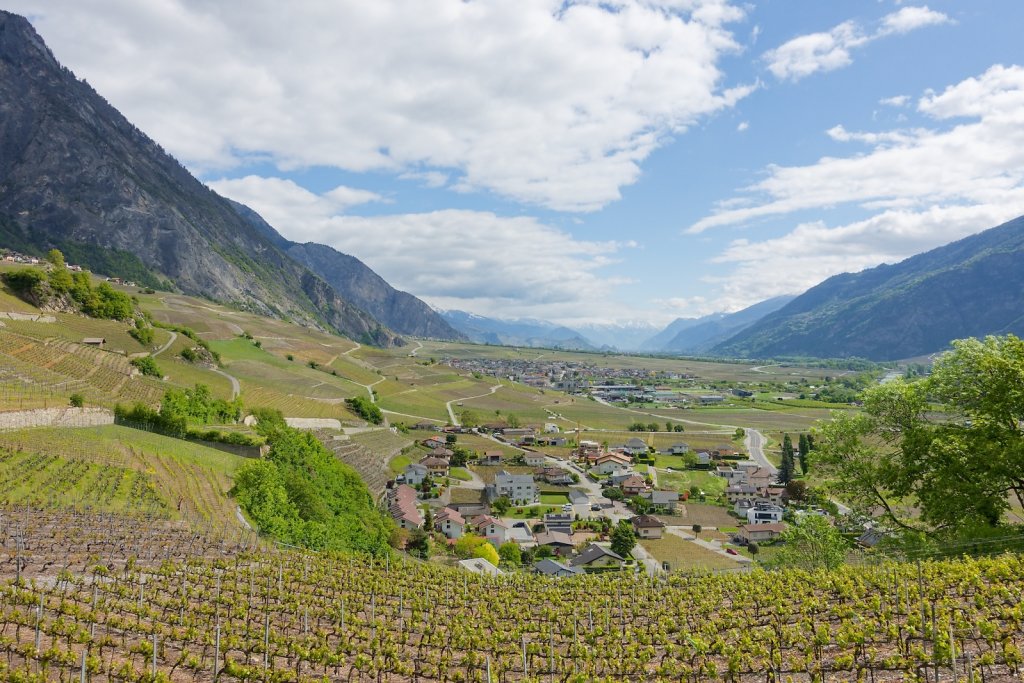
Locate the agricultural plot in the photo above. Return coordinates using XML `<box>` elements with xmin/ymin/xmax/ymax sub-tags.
<box><xmin>376</xmin><ymin>390</ymin><xmax>450</xmax><ymax>422</ymax></box>
<box><xmin>319</xmin><ymin>434</ymin><xmax>392</xmax><ymax>493</ymax></box>
<box><xmin>640</xmin><ymin>533</ymin><xmax>741</xmax><ymax>572</ymax></box>
<box><xmin>0</xmin><ymin>425</ymin><xmax>246</xmax><ymax>529</ymax></box>
<box><xmin>657</xmin><ymin>470</ymin><xmax>728</xmax><ymax>498</ymax></box>
<box><xmin>348</xmin><ymin>429</ymin><xmax>413</xmax><ymax>461</ymax></box>
<box><xmin>1</xmin><ymin>535</ymin><xmax>1023</xmax><ymax>682</ymax></box>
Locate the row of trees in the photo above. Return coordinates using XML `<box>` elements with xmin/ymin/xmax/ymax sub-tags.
<box><xmin>1</xmin><ymin>249</ymin><xmax>134</xmax><ymax>319</ymax></box>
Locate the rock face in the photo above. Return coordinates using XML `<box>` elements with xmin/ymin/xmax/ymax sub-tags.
<box><xmin>0</xmin><ymin>11</ymin><xmax>400</xmax><ymax>346</ymax></box>
<box><xmin>228</xmin><ymin>201</ymin><xmax>463</xmax><ymax>341</ymax></box>
<box><xmin>713</xmin><ymin>215</ymin><xmax>1024</xmax><ymax>360</ymax></box>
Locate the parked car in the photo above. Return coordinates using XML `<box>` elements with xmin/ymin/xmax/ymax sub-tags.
<box><xmin>590</xmin><ymin>504</ymin><xmax>602</xmax><ymax>511</ymax></box>
<box><xmin>726</xmin><ymin>548</ymin><xmax>738</xmax><ymax>555</ymax></box>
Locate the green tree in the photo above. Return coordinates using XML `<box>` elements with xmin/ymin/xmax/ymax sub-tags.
<box><xmin>506</xmin><ymin>413</ymin><xmax>521</xmax><ymax>428</ymax></box>
<box><xmin>815</xmin><ymin>335</ymin><xmax>1024</xmax><ymax>535</ymax></box>
<box><xmin>673</xmin><ymin>424</ymin><xmax>685</xmax><ymax>433</ymax></box>
<box><xmin>779</xmin><ymin>433</ymin><xmax>795</xmax><ymax>484</ymax></box>
<box><xmin>491</xmin><ymin>496</ymin><xmax>512</xmax><ymax>515</ymax></box>
<box><xmin>47</xmin><ymin>250</ymin><xmax>72</xmax><ymax>293</ymax></box>
<box><xmin>406</xmin><ymin>528</ymin><xmax>430</xmax><ymax>559</ymax></box>
<box><xmin>69</xmin><ymin>393</ymin><xmax>84</xmax><ymax>408</ymax></box>
<box><xmin>734</xmin><ymin>427</ymin><xmax>746</xmax><ymax>439</ymax></box>
<box><xmin>610</xmin><ymin>519</ymin><xmax>636</xmax><ymax>557</ymax></box>
<box><xmin>666</xmin><ymin>422</ymin><xmax>673</xmax><ymax>433</ymax></box>
<box><xmin>498</xmin><ymin>541</ymin><xmax>522</xmax><ymax>566</ymax></box>
<box><xmin>768</xmin><ymin>515</ymin><xmax>847</xmax><ymax>571</ymax></box>
<box><xmin>46</xmin><ymin>249</ymin><xmax>65</xmax><ymax>268</ymax></box>
<box><xmin>798</xmin><ymin>433</ymin><xmax>810</xmax><ymax>474</ymax></box>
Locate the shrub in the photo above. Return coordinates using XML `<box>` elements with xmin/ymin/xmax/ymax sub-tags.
<box><xmin>130</xmin><ymin>356</ymin><xmax>162</xmax><ymax>377</ymax></box>
<box><xmin>128</xmin><ymin>325</ymin><xmax>154</xmax><ymax>345</ymax></box>
<box><xmin>69</xmin><ymin>393</ymin><xmax>84</xmax><ymax>408</ymax></box>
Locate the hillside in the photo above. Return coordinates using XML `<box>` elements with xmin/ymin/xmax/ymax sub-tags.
<box><xmin>0</xmin><ymin>11</ymin><xmax>403</xmax><ymax>346</ymax></box>
<box><xmin>714</xmin><ymin>215</ymin><xmax>1024</xmax><ymax>360</ymax></box>
<box><xmin>660</xmin><ymin>295</ymin><xmax>795</xmax><ymax>354</ymax></box>
<box><xmin>228</xmin><ymin>200</ymin><xmax>463</xmax><ymax>341</ymax></box>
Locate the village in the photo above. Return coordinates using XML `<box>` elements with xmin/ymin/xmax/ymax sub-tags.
<box><xmin>383</xmin><ymin>421</ymin><xmax>829</xmax><ymax>576</ymax></box>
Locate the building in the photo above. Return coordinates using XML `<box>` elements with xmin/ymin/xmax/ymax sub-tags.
<box><xmin>715</xmin><ymin>466</ymin><xmax>747</xmax><ymax>484</ymax></box>
<box><xmin>481</xmin><ymin>451</ymin><xmax>505</xmax><ymax>465</ymax></box>
<box><xmin>533</xmin><ymin>558</ymin><xmax>583</xmax><ymax>578</ymax></box>
<box><xmin>543</xmin><ymin>513</ymin><xmax>574</xmax><ymax>535</ymax></box>
<box><xmin>536</xmin><ymin>466</ymin><xmax>574</xmax><ymax>485</ymax></box>
<box><xmin>631</xmin><ymin>515</ymin><xmax>665</xmax><ymax>539</ymax></box>
<box><xmin>533</xmin><ymin>531</ymin><xmax>575</xmax><ymax>556</ymax></box>
<box><xmin>420</xmin><ymin>456</ymin><xmax>450</xmax><ymax>478</ymax></box>
<box><xmin>623</xmin><ymin>437</ymin><xmax>649</xmax><ymax>455</ymax></box>
<box><xmin>570</xmin><ymin>544</ymin><xmax>625</xmax><ymax>570</ymax></box>
<box><xmin>664</xmin><ymin>442</ymin><xmax>690</xmax><ymax>455</ymax></box>
<box><xmin>491</xmin><ymin>470</ymin><xmax>539</xmax><ymax>504</ymax></box>
<box><xmin>388</xmin><ymin>485</ymin><xmax>423</xmax><ymax>530</ymax></box>
<box><xmin>724</xmin><ymin>484</ymin><xmax>759</xmax><ymax>504</ymax></box>
<box><xmin>458</xmin><ymin>558</ymin><xmax>502</xmax><ymax>575</ymax></box>
<box><xmin>620</xmin><ymin>474</ymin><xmax>648</xmax><ymax>496</ymax></box>
<box><xmin>747</xmin><ymin>501</ymin><xmax>785</xmax><ymax>524</ymax></box>
<box><xmin>591</xmin><ymin>452</ymin><xmax>632</xmax><ymax>475</ymax></box>
<box><xmin>434</xmin><ymin>508</ymin><xmax>466</xmax><ymax>540</ymax></box>
<box><xmin>640</xmin><ymin>489</ymin><xmax>680</xmax><ymax>513</ymax></box>
<box><xmin>474</xmin><ymin>515</ymin><xmax>510</xmax><ymax>544</ymax></box>
<box><xmin>401</xmin><ymin>462</ymin><xmax>429</xmax><ymax>486</ymax></box>
<box><xmin>738</xmin><ymin>523</ymin><xmax>786</xmax><ymax>543</ymax></box>
<box><xmin>523</xmin><ymin>452</ymin><xmax>547</xmax><ymax>467</ymax></box>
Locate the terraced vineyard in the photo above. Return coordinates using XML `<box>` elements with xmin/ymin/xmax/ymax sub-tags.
<box><xmin>1</xmin><ymin>508</ymin><xmax>1023</xmax><ymax>682</ymax></box>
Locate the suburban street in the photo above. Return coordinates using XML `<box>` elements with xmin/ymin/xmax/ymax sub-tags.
<box><xmin>744</xmin><ymin>428</ymin><xmax>776</xmax><ymax>474</ymax></box>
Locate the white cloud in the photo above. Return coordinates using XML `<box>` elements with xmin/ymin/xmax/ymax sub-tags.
<box><xmin>763</xmin><ymin>6</ymin><xmax>951</xmax><ymax>82</ymax></box>
<box><xmin>879</xmin><ymin>5</ymin><xmax>952</xmax><ymax>35</ymax></box>
<box><xmin>879</xmin><ymin>94</ymin><xmax>910</xmax><ymax>107</ymax></box>
<box><xmin>689</xmin><ymin>64</ymin><xmax>1024</xmax><ymax>311</ymax></box>
<box><xmin>691</xmin><ymin>64</ymin><xmax>1024</xmax><ymax>233</ymax></box>
<box><xmin>737</xmin><ymin>121</ymin><xmax>749</xmax><ymax>131</ymax></box>
<box><xmin>16</xmin><ymin>0</ymin><xmax>752</xmax><ymax>212</ymax></box>
<box><xmin>208</xmin><ymin>176</ymin><xmax>636</xmax><ymax>322</ymax></box>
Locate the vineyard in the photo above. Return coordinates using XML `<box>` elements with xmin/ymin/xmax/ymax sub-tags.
<box><xmin>0</xmin><ymin>506</ymin><xmax>1022</xmax><ymax>681</ymax></box>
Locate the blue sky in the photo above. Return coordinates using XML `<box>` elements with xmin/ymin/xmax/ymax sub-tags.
<box><xmin>13</xmin><ymin>1</ymin><xmax>1024</xmax><ymax>328</ymax></box>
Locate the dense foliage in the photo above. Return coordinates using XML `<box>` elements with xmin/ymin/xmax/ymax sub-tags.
<box><xmin>231</xmin><ymin>425</ymin><xmax>392</xmax><ymax>555</ymax></box>
<box><xmin>816</xmin><ymin>334</ymin><xmax>1024</xmax><ymax>541</ymax></box>
<box><xmin>130</xmin><ymin>355</ymin><xmax>162</xmax><ymax>377</ymax></box>
<box><xmin>345</xmin><ymin>395</ymin><xmax>384</xmax><ymax>424</ymax></box>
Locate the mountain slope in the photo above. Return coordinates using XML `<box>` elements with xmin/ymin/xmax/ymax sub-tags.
<box><xmin>0</xmin><ymin>11</ymin><xmax>398</xmax><ymax>346</ymax></box>
<box><xmin>441</xmin><ymin>310</ymin><xmax>596</xmax><ymax>350</ymax></box>
<box><xmin>662</xmin><ymin>296</ymin><xmax>796</xmax><ymax>354</ymax></box>
<box><xmin>639</xmin><ymin>316</ymin><xmax>710</xmax><ymax>351</ymax></box>
<box><xmin>228</xmin><ymin>201</ymin><xmax>463</xmax><ymax>340</ymax></box>
<box><xmin>713</xmin><ymin>216</ymin><xmax>1024</xmax><ymax>360</ymax></box>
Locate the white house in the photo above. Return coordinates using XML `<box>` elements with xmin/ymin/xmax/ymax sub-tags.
<box><xmin>493</xmin><ymin>470</ymin><xmax>539</xmax><ymax>504</ymax></box>
<box><xmin>591</xmin><ymin>453</ymin><xmax>632</xmax><ymax>475</ymax></box>
<box><xmin>523</xmin><ymin>452</ymin><xmax>547</xmax><ymax>467</ymax></box>
<box><xmin>475</xmin><ymin>515</ymin><xmax>510</xmax><ymax>544</ymax></box>
<box><xmin>544</xmin><ymin>423</ymin><xmax>561</xmax><ymax>434</ymax></box>
<box><xmin>401</xmin><ymin>462</ymin><xmax>429</xmax><ymax>486</ymax></box>
<box><xmin>747</xmin><ymin>501</ymin><xmax>785</xmax><ymax>525</ymax></box>
<box><xmin>434</xmin><ymin>508</ymin><xmax>466</xmax><ymax>540</ymax></box>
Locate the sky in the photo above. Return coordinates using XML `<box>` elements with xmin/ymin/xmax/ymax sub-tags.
<box><xmin>11</xmin><ymin>1</ymin><xmax>1024</xmax><ymax>329</ymax></box>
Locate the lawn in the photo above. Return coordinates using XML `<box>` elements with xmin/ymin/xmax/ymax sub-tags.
<box><xmin>639</xmin><ymin>534</ymin><xmax>743</xmax><ymax>572</ymax></box>
<box><xmin>449</xmin><ymin>467</ymin><xmax>473</xmax><ymax>481</ymax></box>
<box><xmin>389</xmin><ymin>453</ymin><xmax>413</xmax><ymax>475</ymax></box>
<box><xmin>539</xmin><ymin>492</ymin><xmax>570</xmax><ymax>505</ymax></box>
<box><xmin>658</xmin><ymin>470</ymin><xmax>727</xmax><ymax>498</ymax></box>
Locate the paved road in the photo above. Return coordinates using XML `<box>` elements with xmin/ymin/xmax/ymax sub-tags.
<box><xmin>744</xmin><ymin>428</ymin><xmax>777</xmax><ymax>475</ymax></box>
<box><xmin>446</xmin><ymin>384</ymin><xmax>502</xmax><ymax>425</ymax></box>
<box><xmin>209</xmin><ymin>366</ymin><xmax>240</xmax><ymax>399</ymax></box>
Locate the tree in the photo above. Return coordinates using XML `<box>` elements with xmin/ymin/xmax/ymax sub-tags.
<box><xmin>815</xmin><ymin>335</ymin><xmax>1024</xmax><ymax>536</ymax></box>
<box><xmin>798</xmin><ymin>433</ymin><xmax>810</xmax><ymax>474</ymax></box>
<box><xmin>666</xmin><ymin>422</ymin><xmax>673</xmax><ymax>433</ymax></box>
<box><xmin>454</xmin><ymin>533</ymin><xmax>489</xmax><ymax>559</ymax></box>
<box><xmin>491</xmin><ymin>496</ymin><xmax>511</xmax><ymax>515</ymax></box>
<box><xmin>506</xmin><ymin>413</ymin><xmax>521</xmax><ymax>428</ymax></box>
<box><xmin>46</xmin><ymin>249</ymin><xmax>65</xmax><ymax>268</ymax></box>
<box><xmin>473</xmin><ymin>542</ymin><xmax>501</xmax><ymax>567</ymax></box>
<box><xmin>673</xmin><ymin>424</ymin><xmax>685</xmax><ymax>432</ymax></box>
<box><xmin>734</xmin><ymin>427</ymin><xmax>745</xmax><ymax>439</ymax></box>
<box><xmin>785</xmin><ymin>479</ymin><xmax>808</xmax><ymax>502</ymax></box>
<box><xmin>691</xmin><ymin>524</ymin><xmax>702</xmax><ymax>535</ymax></box>
<box><xmin>498</xmin><ymin>542</ymin><xmax>522</xmax><ymax>566</ymax></box>
<box><xmin>779</xmin><ymin>433</ymin><xmax>795</xmax><ymax>484</ymax></box>
<box><xmin>69</xmin><ymin>393</ymin><xmax>84</xmax><ymax>408</ymax></box>
<box><xmin>647</xmin><ymin>422</ymin><xmax>659</xmax><ymax>433</ymax></box>
<box><xmin>769</xmin><ymin>515</ymin><xmax>847</xmax><ymax>571</ymax></box>
<box><xmin>604</xmin><ymin>487</ymin><xmax>623</xmax><ymax>501</ymax></box>
<box><xmin>47</xmin><ymin>250</ymin><xmax>72</xmax><ymax>293</ymax></box>
<box><xmin>406</xmin><ymin>528</ymin><xmax>430</xmax><ymax>559</ymax></box>
<box><xmin>610</xmin><ymin>519</ymin><xmax>636</xmax><ymax>557</ymax></box>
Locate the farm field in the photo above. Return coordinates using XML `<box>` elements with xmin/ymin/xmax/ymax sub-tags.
<box><xmin>639</xmin><ymin>533</ymin><xmax>742</xmax><ymax>572</ymax></box>
<box><xmin>658</xmin><ymin>470</ymin><xmax>728</xmax><ymax>498</ymax></box>
<box><xmin>0</xmin><ymin>425</ymin><xmax>246</xmax><ymax>528</ymax></box>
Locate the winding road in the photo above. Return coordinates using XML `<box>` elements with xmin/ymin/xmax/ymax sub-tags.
<box><xmin>210</xmin><ymin>366</ymin><xmax>240</xmax><ymax>400</ymax></box>
<box><xmin>445</xmin><ymin>384</ymin><xmax>503</xmax><ymax>425</ymax></box>
<box><xmin>151</xmin><ymin>331</ymin><xmax>177</xmax><ymax>357</ymax></box>
<box><xmin>744</xmin><ymin>428</ymin><xmax>777</xmax><ymax>474</ymax></box>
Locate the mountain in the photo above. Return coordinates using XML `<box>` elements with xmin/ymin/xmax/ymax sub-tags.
<box><xmin>0</xmin><ymin>11</ymin><xmax>407</xmax><ymax>346</ymax></box>
<box><xmin>228</xmin><ymin>202</ymin><xmax>463</xmax><ymax>341</ymax></box>
<box><xmin>640</xmin><ymin>315</ymin><xmax>719</xmax><ymax>352</ymax></box>
<box><xmin>713</xmin><ymin>216</ymin><xmax>1024</xmax><ymax>360</ymax></box>
<box><xmin>662</xmin><ymin>296</ymin><xmax>796</xmax><ymax>354</ymax></box>
<box><xmin>440</xmin><ymin>310</ymin><xmax>597</xmax><ymax>350</ymax></box>
<box><xmin>572</xmin><ymin>322</ymin><xmax>661</xmax><ymax>352</ymax></box>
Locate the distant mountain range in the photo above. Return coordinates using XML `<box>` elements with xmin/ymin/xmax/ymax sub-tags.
<box><xmin>641</xmin><ymin>296</ymin><xmax>796</xmax><ymax>354</ymax></box>
<box><xmin>439</xmin><ymin>311</ymin><xmax>597</xmax><ymax>350</ymax></box>
<box><xmin>713</xmin><ymin>215</ymin><xmax>1024</xmax><ymax>360</ymax></box>
<box><xmin>0</xmin><ymin>11</ymin><xmax>460</xmax><ymax>345</ymax></box>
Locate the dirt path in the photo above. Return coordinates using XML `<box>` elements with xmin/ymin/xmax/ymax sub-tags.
<box><xmin>445</xmin><ymin>384</ymin><xmax>502</xmax><ymax>425</ymax></box>
<box><xmin>151</xmin><ymin>331</ymin><xmax>178</xmax><ymax>357</ymax></box>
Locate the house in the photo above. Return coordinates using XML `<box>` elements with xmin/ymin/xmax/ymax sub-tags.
<box><xmin>747</xmin><ymin>501</ymin><xmax>785</xmax><ymax>524</ymax></box>
<box><xmin>623</xmin><ymin>437</ymin><xmax>649</xmax><ymax>455</ymax></box>
<box><xmin>640</xmin><ymin>490</ymin><xmax>680</xmax><ymax>513</ymax></box>
<box><xmin>591</xmin><ymin>452</ymin><xmax>632</xmax><ymax>475</ymax></box>
<box><xmin>480</xmin><ymin>451</ymin><xmax>505</xmax><ymax>465</ymax></box>
<box><xmin>549</xmin><ymin>437</ymin><xmax>569</xmax><ymax>447</ymax></box>
<box><xmin>543</xmin><ymin>513</ymin><xmax>574</xmax><ymax>535</ymax></box>
<box><xmin>738</xmin><ymin>523</ymin><xmax>786</xmax><ymax>543</ymax></box>
<box><xmin>695</xmin><ymin>451</ymin><xmax>712</xmax><ymax>465</ymax></box>
<box><xmin>474</xmin><ymin>515</ymin><xmax>510</xmax><ymax>544</ymax></box>
<box><xmin>428</xmin><ymin>447</ymin><xmax>455</xmax><ymax>459</ymax></box>
<box><xmin>717</xmin><ymin>445</ymin><xmax>739</xmax><ymax>457</ymax></box>
<box><xmin>523</xmin><ymin>452</ymin><xmax>547</xmax><ymax>467</ymax></box>
<box><xmin>533</xmin><ymin>531</ymin><xmax>575</xmax><ymax>556</ymax></box>
<box><xmin>422</xmin><ymin>436</ymin><xmax>447</xmax><ymax>449</ymax></box>
<box><xmin>734</xmin><ymin>498</ymin><xmax>756</xmax><ymax>517</ymax></box>
<box><xmin>502</xmin><ymin>428</ymin><xmax>536</xmax><ymax>442</ymax></box>
<box><xmin>434</xmin><ymin>508</ymin><xmax>466</xmax><ymax>539</ymax></box>
<box><xmin>492</xmin><ymin>470</ymin><xmax>539</xmax><ymax>504</ymax></box>
<box><xmin>388</xmin><ymin>485</ymin><xmax>423</xmax><ymax>530</ymax></box>
<box><xmin>759</xmin><ymin>486</ymin><xmax>789</xmax><ymax>505</ymax></box>
<box><xmin>533</xmin><ymin>558</ymin><xmax>583</xmax><ymax>578</ymax></box>
<box><xmin>420</xmin><ymin>456</ymin><xmax>450</xmax><ymax>478</ymax></box>
<box><xmin>568</xmin><ymin>489</ymin><xmax>589</xmax><ymax>507</ymax></box>
<box><xmin>698</xmin><ymin>395</ymin><xmax>725</xmax><ymax>405</ymax></box>
<box><xmin>747</xmin><ymin>468</ymin><xmax>775</xmax><ymax>489</ymax></box>
<box><xmin>576</xmin><ymin>440</ymin><xmax>602</xmax><ymax>460</ymax></box>
<box><xmin>570</xmin><ymin>543</ymin><xmax>625</xmax><ymax>570</ymax></box>
<box><xmin>724</xmin><ymin>484</ymin><xmax>759</xmax><ymax>504</ymax></box>
<box><xmin>82</xmin><ymin>338</ymin><xmax>106</xmax><ymax>348</ymax></box>
<box><xmin>458</xmin><ymin>558</ymin><xmax>503</xmax><ymax>575</ymax></box>
<box><xmin>664</xmin><ymin>442</ymin><xmax>690</xmax><ymax>455</ymax></box>
<box><xmin>631</xmin><ymin>515</ymin><xmax>665</xmax><ymax>539</ymax></box>
<box><xmin>401</xmin><ymin>462</ymin><xmax>429</xmax><ymax>486</ymax></box>
<box><xmin>536</xmin><ymin>467</ymin><xmax>574</xmax><ymax>486</ymax></box>
<box><xmin>413</xmin><ymin>421</ymin><xmax>438</xmax><ymax>431</ymax></box>
<box><xmin>544</xmin><ymin>423</ymin><xmax>561</xmax><ymax>433</ymax></box>
<box><xmin>715</xmin><ymin>466</ymin><xmax>747</xmax><ymax>484</ymax></box>
<box><xmin>620</xmin><ymin>474</ymin><xmax>648</xmax><ymax>496</ymax></box>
